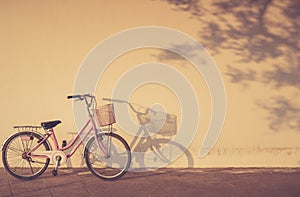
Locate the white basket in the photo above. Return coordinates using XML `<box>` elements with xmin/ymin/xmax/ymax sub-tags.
<box><xmin>96</xmin><ymin>103</ymin><xmax>116</xmax><ymax>127</ymax></box>
<box><xmin>138</xmin><ymin>111</ymin><xmax>177</xmax><ymax>136</ymax></box>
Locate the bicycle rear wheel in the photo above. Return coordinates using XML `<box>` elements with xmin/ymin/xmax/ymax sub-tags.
<box><xmin>85</xmin><ymin>133</ymin><xmax>131</xmax><ymax>180</ymax></box>
<box><xmin>2</xmin><ymin>131</ymin><xmax>51</xmax><ymax>180</ymax></box>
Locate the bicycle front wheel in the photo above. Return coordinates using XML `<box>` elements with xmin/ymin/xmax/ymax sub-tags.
<box><xmin>85</xmin><ymin>133</ymin><xmax>131</xmax><ymax>180</ymax></box>
<box><xmin>2</xmin><ymin>131</ymin><xmax>51</xmax><ymax>180</ymax></box>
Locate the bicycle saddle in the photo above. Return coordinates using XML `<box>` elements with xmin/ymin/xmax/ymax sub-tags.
<box><xmin>41</xmin><ymin>120</ymin><xmax>62</xmax><ymax>130</ymax></box>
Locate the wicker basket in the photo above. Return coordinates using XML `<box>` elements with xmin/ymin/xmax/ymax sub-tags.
<box><xmin>96</xmin><ymin>103</ymin><xmax>116</xmax><ymax>127</ymax></box>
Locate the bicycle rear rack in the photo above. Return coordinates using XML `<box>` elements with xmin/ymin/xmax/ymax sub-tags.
<box><xmin>13</xmin><ymin>125</ymin><xmax>42</xmax><ymax>129</ymax></box>
<box><xmin>13</xmin><ymin>125</ymin><xmax>46</xmax><ymax>137</ymax></box>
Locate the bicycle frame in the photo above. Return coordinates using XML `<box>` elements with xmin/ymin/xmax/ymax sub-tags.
<box><xmin>27</xmin><ymin>111</ymin><xmax>108</xmax><ymax>161</ymax></box>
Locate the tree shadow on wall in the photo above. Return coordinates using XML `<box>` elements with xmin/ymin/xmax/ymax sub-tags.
<box><xmin>160</xmin><ymin>0</ymin><xmax>300</xmax><ymax>132</ymax></box>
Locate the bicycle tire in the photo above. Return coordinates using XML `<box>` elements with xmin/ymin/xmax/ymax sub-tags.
<box><xmin>2</xmin><ymin>131</ymin><xmax>51</xmax><ymax>180</ymax></box>
<box><xmin>85</xmin><ymin>133</ymin><xmax>131</xmax><ymax>180</ymax></box>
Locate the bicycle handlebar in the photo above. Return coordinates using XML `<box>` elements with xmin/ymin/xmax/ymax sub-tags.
<box><xmin>67</xmin><ymin>94</ymin><xmax>96</xmax><ymax>111</ymax></box>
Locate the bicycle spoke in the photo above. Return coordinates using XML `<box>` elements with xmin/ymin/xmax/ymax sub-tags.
<box><xmin>18</xmin><ymin>133</ymin><xmax>26</xmax><ymax>152</ymax></box>
<box><xmin>11</xmin><ymin>137</ymin><xmax>23</xmax><ymax>153</ymax></box>
<box><xmin>7</xmin><ymin>145</ymin><xmax>23</xmax><ymax>153</ymax></box>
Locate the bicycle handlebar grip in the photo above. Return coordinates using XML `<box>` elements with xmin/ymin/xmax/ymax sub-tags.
<box><xmin>67</xmin><ymin>95</ymin><xmax>81</xmax><ymax>99</ymax></box>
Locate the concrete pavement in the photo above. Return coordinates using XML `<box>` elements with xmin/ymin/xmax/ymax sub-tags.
<box><xmin>1</xmin><ymin>168</ymin><xmax>300</xmax><ymax>196</ymax></box>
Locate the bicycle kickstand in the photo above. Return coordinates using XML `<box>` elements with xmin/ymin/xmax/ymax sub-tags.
<box><xmin>52</xmin><ymin>156</ymin><xmax>61</xmax><ymax>176</ymax></box>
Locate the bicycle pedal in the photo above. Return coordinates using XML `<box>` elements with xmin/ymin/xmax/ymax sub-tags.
<box><xmin>53</xmin><ymin>156</ymin><xmax>61</xmax><ymax>177</ymax></box>
<box><xmin>52</xmin><ymin>170</ymin><xmax>58</xmax><ymax>176</ymax></box>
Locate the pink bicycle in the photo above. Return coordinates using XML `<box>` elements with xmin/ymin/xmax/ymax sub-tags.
<box><xmin>1</xmin><ymin>94</ymin><xmax>131</xmax><ymax>180</ymax></box>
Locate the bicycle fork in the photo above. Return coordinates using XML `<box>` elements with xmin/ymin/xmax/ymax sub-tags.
<box><xmin>95</xmin><ymin>133</ymin><xmax>112</xmax><ymax>159</ymax></box>
<box><xmin>96</xmin><ymin>137</ymin><xmax>109</xmax><ymax>158</ymax></box>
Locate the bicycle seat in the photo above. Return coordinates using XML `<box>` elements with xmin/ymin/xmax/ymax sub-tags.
<box><xmin>41</xmin><ymin>120</ymin><xmax>62</xmax><ymax>130</ymax></box>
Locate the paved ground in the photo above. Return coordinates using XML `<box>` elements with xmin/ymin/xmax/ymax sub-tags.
<box><xmin>1</xmin><ymin>168</ymin><xmax>300</xmax><ymax>196</ymax></box>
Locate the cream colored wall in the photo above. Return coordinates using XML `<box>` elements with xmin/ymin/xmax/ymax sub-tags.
<box><xmin>1</xmin><ymin>0</ymin><xmax>299</xmax><ymax>168</ymax></box>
